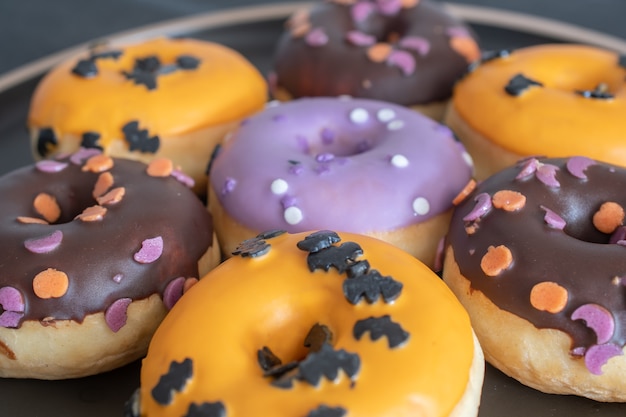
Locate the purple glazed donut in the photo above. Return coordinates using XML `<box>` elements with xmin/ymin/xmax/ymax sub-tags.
<box><xmin>208</xmin><ymin>97</ymin><xmax>474</xmax><ymax>267</ymax></box>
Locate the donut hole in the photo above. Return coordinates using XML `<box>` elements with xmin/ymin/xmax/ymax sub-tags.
<box><xmin>559</xmin><ymin>201</ymin><xmax>625</xmax><ymax>244</ymax></box>
<box><xmin>38</xmin><ymin>179</ymin><xmax>103</xmax><ymax>224</ymax></box>
<box><xmin>302</xmin><ymin>124</ymin><xmax>389</xmax><ymax>159</ymax></box>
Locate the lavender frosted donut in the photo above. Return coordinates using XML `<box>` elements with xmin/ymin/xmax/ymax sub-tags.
<box><xmin>208</xmin><ymin>97</ymin><xmax>473</xmax><ymax>267</ymax></box>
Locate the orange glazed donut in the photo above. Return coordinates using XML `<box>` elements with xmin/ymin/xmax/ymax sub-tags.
<box><xmin>0</xmin><ymin>148</ymin><xmax>220</xmax><ymax>379</ymax></box>
<box><xmin>128</xmin><ymin>230</ymin><xmax>484</xmax><ymax>417</ymax></box>
<box><xmin>28</xmin><ymin>37</ymin><xmax>268</xmax><ymax>195</ymax></box>
<box><xmin>444</xmin><ymin>156</ymin><xmax>626</xmax><ymax>401</ymax></box>
<box><xmin>445</xmin><ymin>44</ymin><xmax>626</xmax><ymax>180</ymax></box>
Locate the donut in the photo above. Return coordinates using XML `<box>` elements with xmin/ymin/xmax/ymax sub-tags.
<box><xmin>444</xmin><ymin>44</ymin><xmax>626</xmax><ymax>180</ymax></box>
<box><xmin>443</xmin><ymin>156</ymin><xmax>626</xmax><ymax>401</ymax></box>
<box><xmin>127</xmin><ymin>229</ymin><xmax>484</xmax><ymax>417</ymax></box>
<box><xmin>28</xmin><ymin>37</ymin><xmax>268</xmax><ymax>195</ymax></box>
<box><xmin>207</xmin><ymin>97</ymin><xmax>474</xmax><ymax>268</ymax></box>
<box><xmin>270</xmin><ymin>0</ymin><xmax>480</xmax><ymax>120</ymax></box>
<box><xmin>0</xmin><ymin>148</ymin><xmax>220</xmax><ymax>379</ymax></box>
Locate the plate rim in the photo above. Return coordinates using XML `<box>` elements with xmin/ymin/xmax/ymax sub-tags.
<box><xmin>1</xmin><ymin>1</ymin><xmax>626</xmax><ymax>94</ymax></box>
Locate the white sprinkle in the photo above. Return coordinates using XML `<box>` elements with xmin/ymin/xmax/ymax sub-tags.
<box><xmin>377</xmin><ymin>108</ymin><xmax>396</xmax><ymax>122</ymax></box>
<box><xmin>412</xmin><ymin>197</ymin><xmax>430</xmax><ymax>215</ymax></box>
<box><xmin>387</xmin><ymin>119</ymin><xmax>405</xmax><ymax>131</ymax></box>
<box><xmin>284</xmin><ymin>206</ymin><xmax>303</xmax><ymax>225</ymax></box>
<box><xmin>391</xmin><ymin>154</ymin><xmax>409</xmax><ymax>168</ymax></box>
<box><xmin>462</xmin><ymin>151</ymin><xmax>474</xmax><ymax>167</ymax></box>
<box><xmin>349</xmin><ymin>108</ymin><xmax>369</xmax><ymax>124</ymax></box>
<box><xmin>271</xmin><ymin>178</ymin><xmax>289</xmax><ymax>195</ymax></box>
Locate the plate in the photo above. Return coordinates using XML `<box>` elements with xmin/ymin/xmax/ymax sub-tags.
<box><xmin>1</xmin><ymin>3</ymin><xmax>626</xmax><ymax>416</ymax></box>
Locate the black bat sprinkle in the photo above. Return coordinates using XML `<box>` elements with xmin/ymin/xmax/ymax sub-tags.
<box><xmin>151</xmin><ymin>358</ymin><xmax>193</xmax><ymax>405</ymax></box>
<box><xmin>306</xmin><ymin>242</ymin><xmax>363</xmax><ymax>273</ymax></box>
<box><xmin>184</xmin><ymin>401</ymin><xmax>226</xmax><ymax>417</ymax></box>
<box><xmin>343</xmin><ymin>269</ymin><xmax>403</xmax><ymax>305</ymax></box>
<box><xmin>353</xmin><ymin>315</ymin><xmax>410</xmax><ymax>348</ymax></box>
<box><xmin>504</xmin><ymin>73</ymin><xmax>543</xmax><ymax>96</ymax></box>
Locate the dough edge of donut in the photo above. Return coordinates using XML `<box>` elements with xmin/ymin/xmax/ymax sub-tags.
<box><xmin>443</xmin><ymin>246</ymin><xmax>626</xmax><ymax>402</ymax></box>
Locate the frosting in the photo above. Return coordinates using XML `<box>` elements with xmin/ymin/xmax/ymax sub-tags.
<box><xmin>451</xmin><ymin>44</ymin><xmax>626</xmax><ymax>163</ymax></box>
<box><xmin>272</xmin><ymin>0</ymin><xmax>480</xmax><ymax>105</ymax></box>
<box><xmin>137</xmin><ymin>230</ymin><xmax>475</xmax><ymax>416</ymax></box>
<box><xmin>447</xmin><ymin>157</ymin><xmax>626</xmax><ymax>374</ymax></box>
<box><xmin>0</xmin><ymin>150</ymin><xmax>213</xmax><ymax>329</ymax></box>
<box><xmin>210</xmin><ymin>97</ymin><xmax>473</xmax><ymax>233</ymax></box>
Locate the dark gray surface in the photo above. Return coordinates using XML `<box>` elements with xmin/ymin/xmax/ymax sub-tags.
<box><xmin>0</xmin><ymin>2</ymin><xmax>625</xmax><ymax>417</ymax></box>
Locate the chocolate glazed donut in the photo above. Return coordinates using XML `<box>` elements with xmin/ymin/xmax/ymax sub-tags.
<box><xmin>271</xmin><ymin>0</ymin><xmax>479</xmax><ymax>109</ymax></box>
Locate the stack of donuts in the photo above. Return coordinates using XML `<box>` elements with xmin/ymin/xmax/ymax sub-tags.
<box><xmin>5</xmin><ymin>0</ymin><xmax>626</xmax><ymax>414</ymax></box>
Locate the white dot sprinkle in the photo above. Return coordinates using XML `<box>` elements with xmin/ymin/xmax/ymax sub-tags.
<box><xmin>387</xmin><ymin>119</ymin><xmax>405</xmax><ymax>131</ymax></box>
<box><xmin>412</xmin><ymin>197</ymin><xmax>430</xmax><ymax>215</ymax></box>
<box><xmin>391</xmin><ymin>154</ymin><xmax>409</xmax><ymax>168</ymax></box>
<box><xmin>271</xmin><ymin>178</ymin><xmax>289</xmax><ymax>195</ymax></box>
<box><xmin>284</xmin><ymin>206</ymin><xmax>303</xmax><ymax>225</ymax></box>
<box><xmin>462</xmin><ymin>151</ymin><xmax>474</xmax><ymax>167</ymax></box>
<box><xmin>377</xmin><ymin>108</ymin><xmax>396</xmax><ymax>123</ymax></box>
<box><xmin>349</xmin><ymin>108</ymin><xmax>369</xmax><ymax>124</ymax></box>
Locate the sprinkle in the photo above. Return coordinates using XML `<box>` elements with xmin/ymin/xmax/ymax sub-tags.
<box><xmin>505</xmin><ymin>73</ymin><xmax>543</xmax><ymax>96</ymax></box>
<box><xmin>390</xmin><ymin>154</ymin><xmax>409</xmax><ymax>168</ymax></box>
<box><xmin>17</xmin><ymin>216</ymin><xmax>48</xmax><ymax>225</ymax></box>
<box><xmin>24</xmin><ymin>230</ymin><xmax>63</xmax><ymax>254</ymax></box>
<box><xmin>387</xmin><ymin>50</ymin><xmax>416</xmax><ymax>75</ymax></box>
<box><xmin>105</xmin><ymin>298</ymin><xmax>132</xmax><ymax>332</ymax></box>
<box><xmin>452</xmin><ymin>179</ymin><xmax>477</xmax><ymax>205</ymax></box>
<box><xmin>33</xmin><ymin>268</ymin><xmax>69</xmax><ymax>299</ymax></box>
<box><xmin>163</xmin><ymin>277</ymin><xmax>186</xmax><ymax>310</ymax></box>
<box><xmin>401</xmin><ymin>0</ymin><xmax>418</xmax><ymax>6</ymax></box>
<box><xmin>170</xmin><ymin>169</ymin><xmax>195</xmax><ymax>188</ymax></box>
<box><xmin>82</xmin><ymin>154</ymin><xmax>114</xmax><ymax>173</ymax></box>
<box><xmin>462</xmin><ymin>192</ymin><xmax>492</xmax><ymax>221</ymax></box>
<box><xmin>69</xmin><ymin>147</ymin><xmax>101</xmax><ymax>165</ymax></box>
<box><xmin>480</xmin><ymin>245</ymin><xmax>513</xmax><ymax>276</ymax></box>
<box><xmin>351</xmin><ymin>1</ymin><xmax>375</xmax><ymax>22</ymax></box>
<box><xmin>271</xmin><ymin>178</ymin><xmax>289</xmax><ymax>195</ymax></box>
<box><xmin>536</xmin><ymin>163</ymin><xmax>560</xmax><ymax>187</ymax></box>
<box><xmin>112</xmin><ymin>274</ymin><xmax>123</xmax><ymax>283</ymax></box>
<box><xmin>92</xmin><ymin>172</ymin><xmax>114</xmax><ymax>199</ymax></box>
<box><xmin>593</xmin><ymin>202</ymin><xmax>625</xmax><ymax>233</ymax></box>
<box><xmin>183</xmin><ymin>278</ymin><xmax>198</xmax><ymax>293</ymax></box>
<box><xmin>151</xmin><ymin>358</ymin><xmax>193</xmax><ymax>405</ymax></box>
<box><xmin>566</xmin><ymin>156</ymin><xmax>596</xmax><ymax>179</ymax></box>
<box><xmin>353</xmin><ymin>315</ymin><xmax>409</xmax><ymax>348</ymax></box>
<box><xmin>530</xmin><ymin>282</ymin><xmax>568</xmax><ymax>313</ymax></box>
<box><xmin>584</xmin><ymin>343</ymin><xmax>623</xmax><ymax>375</ymax></box>
<box><xmin>398</xmin><ymin>36</ymin><xmax>431</xmax><ymax>56</ymax></box>
<box><xmin>0</xmin><ymin>287</ymin><xmax>24</xmax><ymax>328</ymax></box>
<box><xmin>320</xmin><ymin>128</ymin><xmax>336</xmax><ymax>144</ymax></box>
<box><xmin>610</xmin><ymin>226</ymin><xmax>626</xmax><ymax>244</ymax></box>
<box><xmin>540</xmin><ymin>206</ymin><xmax>566</xmax><ymax>229</ymax></box>
<box><xmin>572</xmin><ymin>303</ymin><xmax>615</xmax><ymax>344</ymax></box>
<box><xmin>221</xmin><ymin>177</ymin><xmax>237</xmax><ymax>195</ymax></box>
<box><xmin>290</xmin><ymin>21</ymin><xmax>311</xmax><ymax>38</ymax></box>
<box><xmin>316</xmin><ymin>153</ymin><xmax>335</xmax><ymax>163</ymax></box>
<box><xmin>307</xmin><ymin>405</ymin><xmax>346</xmax><ymax>417</ymax></box>
<box><xmin>412</xmin><ymin>197</ymin><xmax>430</xmax><ymax>215</ymax></box>
<box><xmin>343</xmin><ymin>270</ymin><xmax>403</xmax><ymax>304</ymax></box>
<box><xmin>284</xmin><ymin>206</ymin><xmax>304</xmax><ymax>225</ymax></box>
<box><xmin>492</xmin><ymin>190</ymin><xmax>526</xmax><ymax>211</ymax></box>
<box><xmin>349</xmin><ymin>108</ymin><xmax>369</xmax><ymax>124</ymax></box>
<box><xmin>35</xmin><ymin>160</ymin><xmax>68</xmax><ymax>173</ymax></box>
<box><xmin>306</xmin><ymin>27</ymin><xmax>329</xmax><ymax>47</ymax></box>
<box><xmin>97</xmin><ymin>187</ymin><xmax>126</xmax><ymax>205</ymax></box>
<box><xmin>346</xmin><ymin>30</ymin><xmax>376</xmax><ymax>46</ymax></box>
<box><xmin>232</xmin><ymin>237</ymin><xmax>271</xmax><ymax>258</ymax></box>
<box><xmin>76</xmin><ymin>205</ymin><xmax>107</xmax><ymax>222</ymax></box>
<box><xmin>281</xmin><ymin>195</ymin><xmax>297</xmax><ymax>209</ymax></box>
<box><xmin>297</xmin><ymin>230</ymin><xmax>341</xmax><ymax>253</ymax></box>
<box><xmin>515</xmin><ymin>157</ymin><xmax>539</xmax><ymax>180</ymax></box>
<box><xmin>367</xmin><ymin>43</ymin><xmax>392</xmax><ymax>63</ymax></box>
<box><xmin>377</xmin><ymin>108</ymin><xmax>396</xmax><ymax>122</ymax></box>
<box><xmin>387</xmin><ymin>119</ymin><xmax>405</xmax><ymax>130</ymax></box>
<box><xmin>33</xmin><ymin>192</ymin><xmax>61</xmax><ymax>223</ymax></box>
<box><xmin>462</xmin><ymin>151</ymin><xmax>474</xmax><ymax>167</ymax></box>
<box><xmin>134</xmin><ymin>236</ymin><xmax>164</xmax><ymax>264</ymax></box>
<box><xmin>147</xmin><ymin>157</ymin><xmax>173</xmax><ymax>177</ymax></box>
<box><xmin>449</xmin><ymin>36</ymin><xmax>481</xmax><ymax>63</ymax></box>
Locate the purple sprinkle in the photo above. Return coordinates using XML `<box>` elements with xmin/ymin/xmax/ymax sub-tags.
<box><xmin>351</xmin><ymin>2</ymin><xmax>375</xmax><ymax>22</ymax></box>
<box><xmin>0</xmin><ymin>311</ymin><xmax>23</xmax><ymax>328</ymax></box>
<box><xmin>112</xmin><ymin>273</ymin><xmax>123</xmax><ymax>283</ymax></box>
<box><xmin>376</xmin><ymin>0</ymin><xmax>402</xmax><ymax>15</ymax></box>
<box><xmin>610</xmin><ymin>226</ymin><xmax>626</xmax><ymax>244</ymax></box>
<box><xmin>617</xmin><ymin>240</ymin><xmax>626</xmax><ymax>247</ymax></box>
<box><xmin>345</xmin><ymin>30</ymin><xmax>376</xmax><ymax>46</ymax></box>
<box><xmin>69</xmin><ymin>147</ymin><xmax>102</xmax><ymax>165</ymax></box>
<box><xmin>35</xmin><ymin>160</ymin><xmax>69</xmax><ymax>173</ymax></box>
<box><xmin>272</xmin><ymin>114</ymin><xmax>287</xmax><ymax>122</ymax></box>
<box><xmin>355</xmin><ymin>140</ymin><xmax>371</xmax><ymax>154</ymax></box>
<box><xmin>463</xmin><ymin>192</ymin><xmax>492</xmax><ymax>222</ymax></box>
<box><xmin>221</xmin><ymin>177</ymin><xmax>237</xmax><ymax>195</ymax></box>
<box><xmin>566</xmin><ymin>156</ymin><xmax>596</xmax><ymax>180</ymax></box>
<box><xmin>314</xmin><ymin>164</ymin><xmax>332</xmax><ymax>175</ymax></box>
<box><xmin>540</xmin><ymin>206</ymin><xmax>566</xmax><ymax>230</ymax></box>
<box><xmin>536</xmin><ymin>163</ymin><xmax>560</xmax><ymax>187</ymax></box>
<box><xmin>134</xmin><ymin>236</ymin><xmax>163</xmax><ymax>264</ymax></box>
<box><xmin>572</xmin><ymin>303</ymin><xmax>615</xmax><ymax>345</ymax></box>
<box><xmin>571</xmin><ymin>346</ymin><xmax>586</xmax><ymax>356</ymax></box>
<box><xmin>515</xmin><ymin>158</ymin><xmax>539</xmax><ymax>180</ymax></box>
<box><xmin>584</xmin><ymin>343</ymin><xmax>623</xmax><ymax>375</ymax></box>
<box><xmin>320</xmin><ymin>128</ymin><xmax>336</xmax><ymax>144</ymax></box>
<box><xmin>0</xmin><ymin>286</ymin><xmax>24</xmax><ymax>313</ymax></box>
<box><xmin>163</xmin><ymin>277</ymin><xmax>186</xmax><ymax>310</ymax></box>
<box><xmin>105</xmin><ymin>298</ymin><xmax>132</xmax><ymax>332</ymax></box>
<box><xmin>387</xmin><ymin>50</ymin><xmax>416</xmax><ymax>76</ymax></box>
<box><xmin>305</xmin><ymin>27</ymin><xmax>329</xmax><ymax>47</ymax></box>
<box><xmin>316</xmin><ymin>153</ymin><xmax>335</xmax><ymax>163</ymax></box>
<box><xmin>295</xmin><ymin>135</ymin><xmax>310</xmax><ymax>153</ymax></box>
<box><xmin>398</xmin><ymin>36</ymin><xmax>431</xmax><ymax>56</ymax></box>
<box><xmin>24</xmin><ymin>230</ymin><xmax>63</xmax><ymax>254</ymax></box>
<box><xmin>281</xmin><ymin>195</ymin><xmax>297</xmax><ymax>209</ymax></box>
<box><xmin>288</xmin><ymin>164</ymin><xmax>304</xmax><ymax>175</ymax></box>
<box><xmin>446</xmin><ymin>26</ymin><xmax>472</xmax><ymax>38</ymax></box>
<box><xmin>171</xmin><ymin>169</ymin><xmax>195</xmax><ymax>188</ymax></box>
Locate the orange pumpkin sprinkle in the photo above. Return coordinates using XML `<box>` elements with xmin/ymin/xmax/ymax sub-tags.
<box><xmin>147</xmin><ymin>158</ymin><xmax>174</xmax><ymax>177</ymax></box>
<box><xmin>96</xmin><ymin>187</ymin><xmax>126</xmax><ymax>205</ymax></box>
<box><xmin>82</xmin><ymin>154</ymin><xmax>114</xmax><ymax>173</ymax></box>
<box><xmin>92</xmin><ymin>172</ymin><xmax>114</xmax><ymax>199</ymax></box>
<box><xmin>76</xmin><ymin>205</ymin><xmax>107</xmax><ymax>222</ymax></box>
<box><xmin>592</xmin><ymin>201</ymin><xmax>624</xmax><ymax>233</ymax></box>
<box><xmin>33</xmin><ymin>268</ymin><xmax>69</xmax><ymax>299</ymax></box>
<box><xmin>17</xmin><ymin>216</ymin><xmax>48</xmax><ymax>225</ymax></box>
<box><xmin>401</xmin><ymin>0</ymin><xmax>419</xmax><ymax>7</ymax></box>
<box><xmin>480</xmin><ymin>245</ymin><xmax>513</xmax><ymax>276</ymax></box>
<box><xmin>452</xmin><ymin>179</ymin><xmax>477</xmax><ymax>205</ymax></box>
<box><xmin>290</xmin><ymin>22</ymin><xmax>312</xmax><ymax>38</ymax></box>
<box><xmin>492</xmin><ymin>190</ymin><xmax>527</xmax><ymax>211</ymax></box>
<box><xmin>449</xmin><ymin>37</ymin><xmax>481</xmax><ymax>63</ymax></box>
<box><xmin>33</xmin><ymin>192</ymin><xmax>61</xmax><ymax>223</ymax></box>
<box><xmin>530</xmin><ymin>281</ymin><xmax>568</xmax><ymax>313</ymax></box>
<box><xmin>367</xmin><ymin>43</ymin><xmax>393</xmax><ymax>63</ymax></box>
<box><xmin>183</xmin><ymin>278</ymin><xmax>199</xmax><ymax>294</ymax></box>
